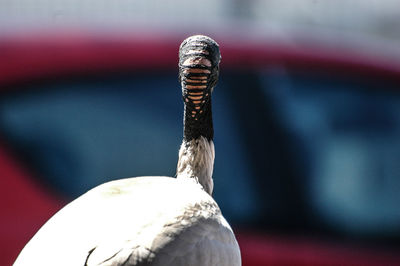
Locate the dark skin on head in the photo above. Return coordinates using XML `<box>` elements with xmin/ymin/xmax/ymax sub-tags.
<box><xmin>178</xmin><ymin>35</ymin><xmax>221</xmax><ymax>142</ymax></box>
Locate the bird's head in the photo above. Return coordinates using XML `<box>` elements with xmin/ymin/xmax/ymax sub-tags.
<box><xmin>179</xmin><ymin>35</ymin><xmax>221</xmax><ymax>123</ymax></box>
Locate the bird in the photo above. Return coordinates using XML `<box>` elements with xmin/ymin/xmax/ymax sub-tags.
<box><xmin>14</xmin><ymin>35</ymin><xmax>241</xmax><ymax>266</ymax></box>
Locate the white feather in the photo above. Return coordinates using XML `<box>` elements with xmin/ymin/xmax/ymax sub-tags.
<box><xmin>176</xmin><ymin>137</ymin><xmax>215</xmax><ymax>195</ymax></box>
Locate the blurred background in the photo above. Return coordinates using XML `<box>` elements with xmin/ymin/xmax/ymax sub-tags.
<box><xmin>1</xmin><ymin>0</ymin><xmax>400</xmax><ymax>265</ymax></box>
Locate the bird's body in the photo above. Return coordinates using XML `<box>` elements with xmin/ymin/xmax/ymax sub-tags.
<box><xmin>14</xmin><ymin>35</ymin><xmax>241</xmax><ymax>265</ymax></box>
<box><xmin>15</xmin><ymin>176</ymin><xmax>240</xmax><ymax>265</ymax></box>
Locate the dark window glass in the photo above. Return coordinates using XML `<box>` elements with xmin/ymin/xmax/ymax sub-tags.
<box><xmin>1</xmin><ymin>69</ymin><xmax>400</xmax><ymax>243</ymax></box>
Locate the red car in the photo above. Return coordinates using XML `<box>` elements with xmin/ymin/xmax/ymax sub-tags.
<box><xmin>1</xmin><ymin>32</ymin><xmax>400</xmax><ymax>265</ymax></box>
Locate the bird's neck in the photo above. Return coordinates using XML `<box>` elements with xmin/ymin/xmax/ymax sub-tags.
<box><xmin>176</xmin><ymin>136</ymin><xmax>215</xmax><ymax>195</ymax></box>
<box><xmin>183</xmin><ymin>98</ymin><xmax>213</xmax><ymax>141</ymax></box>
<box><xmin>177</xmin><ymin>95</ymin><xmax>214</xmax><ymax>195</ymax></box>
<box><xmin>176</xmin><ymin>35</ymin><xmax>220</xmax><ymax>196</ymax></box>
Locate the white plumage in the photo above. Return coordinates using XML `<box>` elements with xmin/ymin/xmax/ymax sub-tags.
<box><xmin>15</xmin><ymin>177</ymin><xmax>240</xmax><ymax>265</ymax></box>
<box><xmin>177</xmin><ymin>137</ymin><xmax>215</xmax><ymax>195</ymax></box>
<box><xmin>14</xmin><ymin>35</ymin><xmax>241</xmax><ymax>266</ymax></box>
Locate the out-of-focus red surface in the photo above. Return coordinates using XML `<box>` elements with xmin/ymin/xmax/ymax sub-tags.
<box><xmin>237</xmin><ymin>232</ymin><xmax>400</xmax><ymax>266</ymax></box>
<box><xmin>1</xmin><ymin>33</ymin><xmax>400</xmax><ymax>89</ymax></box>
<box><xmin>1</xmin><ymin>33</ymin><xmax>400</xmax><ymax>265</ymax></box>
<box><xmin>0</xmin><ymin>143</ymin><xmax>64</xmax><ymax>265</ymax></box>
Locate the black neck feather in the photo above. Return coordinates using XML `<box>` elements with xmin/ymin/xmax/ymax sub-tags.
<box><xmin>183</xmin><ymin>98</ymin><xmax>213</xmax><ymax>141</ymax></box>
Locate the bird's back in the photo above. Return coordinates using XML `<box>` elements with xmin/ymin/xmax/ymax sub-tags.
<box><xmin>14</xmin><ymin>176</ymin><xmax>240</xmax><ymax>266</ymax></box>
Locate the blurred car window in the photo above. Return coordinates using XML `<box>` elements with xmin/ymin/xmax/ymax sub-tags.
<box><xmin>260</xmin><ymin>68</ymin><xmax>400</xmax><ymax>235</ymax></box>
<box><xmin>1</xmin><ymin>68</ymin><xmax>400</xmax><ymax>241</ymax></box>
<box><xmin>0</xmin><ymin>72</ymin><xmax>259</xmax><ymax>224</ymax></box>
